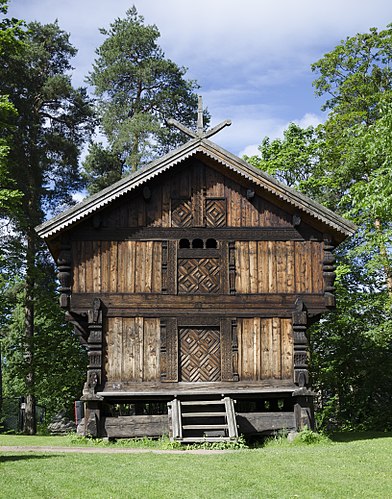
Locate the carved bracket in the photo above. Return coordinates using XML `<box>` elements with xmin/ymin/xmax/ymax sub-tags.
<box><xmin>292</xmin><ymin>298</ymin><xmax>309</xmax><ymax>388</ymax></box>
<box><xmin>57</xmin><ymin>243</ymin><xmax>72</xmax><ymax>310</ymax></box>
<box><xmin>323</xmin><ymin>235</ymin><xmax>336</xmax><ymax>308</ymax></box>
<box><xmin>82</xmin><ymin>298</ymin><xmax>104</xmax><ymax>400</ymax></box>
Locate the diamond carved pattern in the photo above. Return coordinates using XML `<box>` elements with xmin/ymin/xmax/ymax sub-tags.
<box><xmin>178</xmin><ymin>258</ymin><xmax>220</xmax><ymax>294</ymax></box>
<box><xmin>171</xmin><ymin>199</ymin><xmax>193</xmax><ymax>227</ymax></box>
<box><xmin>180</xmin><ymin>327</ymin><xmax>221</xmax><ymax>382</ymax></box>
<box><xmin>205</xmin><ymin>199</ymin><xmax>226</xmax><ymax>227</ymax></box>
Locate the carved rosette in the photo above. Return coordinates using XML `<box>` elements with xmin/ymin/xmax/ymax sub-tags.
<box><xmin>82</xmin><ymin>298</ymin><xmax>103</xmax><ymax>401</ymax></box>
<box><xmin>57</xmin><ymin>245</ymin><xmax>72</xmax><ymax>309</ymax></box>
<box><xmin>323</xmin><ymin>235</ymin><xmax>336</xmax><ymax>308</ymax></box>
<box><xmin>292</xmin><ymin>299</ymin><xmax>309</xmax><ymax>388</ymax></box>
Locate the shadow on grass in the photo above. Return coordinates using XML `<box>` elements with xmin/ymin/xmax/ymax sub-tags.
<box><xmin>0</xmin><ymin>454</ymin><xmax>62</xmax><ymax>463</ymax></box>
<box><xmin>330</xmin><ymin>431</ymin><xmax>392</xmax><ymax>443</ymax></box>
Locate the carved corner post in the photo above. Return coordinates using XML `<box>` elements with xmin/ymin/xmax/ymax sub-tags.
<box><xmin>292</xmin><ymin>299</ymin><xmax>315</xmax><ymax>430</ymax></box>
<box><xmin>57</xmin><ymin>242</ymin><xmax>72</xmax><ymax>310</ymax></box>
<box><xmin>231</xmin><ymin>319</ymin><xmax>239</xmax><ymax>381</ymax></box>
<box><xmin>323</xmin><ymin>235</ymin><xmax>336</xmax><ymax>308</ymax></box>
<box><xmin>228</xmin><ymin>241</ymin><xmax>236</xmax><ymax>295</ymax></box>
<box><xmin>81</xmin><ymin>297</ymin><xmax>104</xmax><ymax>437</ymax></box>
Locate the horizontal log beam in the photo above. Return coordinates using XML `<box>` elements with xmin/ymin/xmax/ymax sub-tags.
<box><xmin>70</xmin><ymin>293</ymin><xmax>327</xmax><ymax>317</ymax></box>
<box><xmin>71</xmin><ymin>226</ymin><xmax>319</xmax><ymax>242</ymax></box>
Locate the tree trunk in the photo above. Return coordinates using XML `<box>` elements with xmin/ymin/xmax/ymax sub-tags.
<box><xmin>23</xmin><ymin>230</ymin><xmax>36</xmax><ymax>434</ymax></box>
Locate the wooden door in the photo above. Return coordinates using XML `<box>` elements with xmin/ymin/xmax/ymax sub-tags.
<box><xmin>179</xmin><ymin>327</ymin><xmax>221</xmax><ymax>382</ymax></box>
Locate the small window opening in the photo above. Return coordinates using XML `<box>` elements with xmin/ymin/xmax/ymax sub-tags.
<box><xmin>192</xmin><ymin>238</ymin><xmax>204</xmax><ymax>248</ymax></box>
<box><xmin>179</xmin><ymin>238</ymin><xmax>190</xmax><ymax>248</ymax></box>
<box><xmin>206</xmin><ymin>238</ymin><xmax>217</xmax><ymax>249</ymax></box>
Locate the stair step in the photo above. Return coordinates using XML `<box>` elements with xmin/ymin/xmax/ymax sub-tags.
<box><xmin>180</xmin><ymin>437</ymin><xmax>234</xmax><ymax>443</ymax></box>
<box><xmin>182</xmin><ymin>412</ymin><xmax>227</xmax><ymax>417</ymax></box>
<box><xmin>182</xmin><ymin>424</ymin><xmax>228</xmax><ymax>430</ymax></box>
<box><xmin>180</xmin><ymin>400</ymin><xmax>225</xmax><ymax>406</ymax></box>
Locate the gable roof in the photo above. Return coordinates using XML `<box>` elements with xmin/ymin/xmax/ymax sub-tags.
<box><xmin>36</xmin><ymin>137</ymin><xmax>356</xmax><ymax>241</ymax></box>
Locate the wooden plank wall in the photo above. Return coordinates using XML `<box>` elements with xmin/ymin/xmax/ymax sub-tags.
<box><xmin>105</xmin><ymin>317</ymin><xmax>160</xmax><ymax>383</ymax></box>
<box><xmin>72</xmin><ymin>241</ymin><xmax>162</xmax><ymax>293</ymax></box>
<box><xmin>237</xmin><ymin>318</ymin><xmax>293</xmax><ymax>381</ymax></box>
<box><xmin>235</xmin><ymin>241</ymin><xmax>323</xmax><ymax>294</ymax></box>
<box><xmin>99</xmin><ymin>163</ymin><xmax>292</xmax><ymax>229</ymax></box>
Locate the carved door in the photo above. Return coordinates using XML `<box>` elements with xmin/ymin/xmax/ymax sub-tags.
<box><xmin>179</xmin><ymin>327</ymin><xmax>221</xmax><ymax>382</ymax></box>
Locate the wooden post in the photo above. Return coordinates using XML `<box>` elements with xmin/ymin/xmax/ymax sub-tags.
<box><xmin>292</xmin><ymin>299</ymin><xmax>309</xmax><ymax>388</ymax></box>
<box><xmin>323</xmin><ymin>235</ymin><xmax>336</xmax><ymax>308</ymax></box>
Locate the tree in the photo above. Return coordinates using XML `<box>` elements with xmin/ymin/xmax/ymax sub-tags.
<box><xmin>248</xmin><ymin>25</ymin><xmax>392</xmax><ymax>431</ymax></box>
<box><xmin>84</xmin><ymin>6</ymin><xmax>207</xmax><ymax>192</ymax></box>
<box><xmin>0</xmin><ymin>0</ymin><xmax>23</xmax><ymax>214</ymax></box>
<box><xmin>0</xmin><ymin>15</ymin><xmax>94</xmax><ymax>433</ymax></box>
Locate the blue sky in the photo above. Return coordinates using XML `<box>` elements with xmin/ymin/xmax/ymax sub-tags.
<box><xmin>7</xmin><ymin>0</ymin><xmax>392</xmax><ymax>157</ymax></box>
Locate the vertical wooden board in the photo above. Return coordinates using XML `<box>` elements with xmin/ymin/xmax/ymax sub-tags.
<box><xmin>311</xmin><ymin>242</ymin><xmax>323</xmax><ymax>293</ymax></box>
<box><xmin>249</xmin><ymin>241</ymin><xmax>258</xmax><ymax>293</ymax></box>
<box><xmin>249</xmin><ymin>196</ymin><xmax>260</xmax><ymax>227</ymax></box>
<box><xmin>146</xmin><ymin>184</ymin><xmax>162</xmax><ymax>227</ymax></box>
<box><xmin>144</xmin><ymin>241</ymin><xmax>153</xmax><ymax>293</ymax></box>
<box><xmin>260</xmin><ymin>319</ymin><xmax>272</xmax><ymax>379</ymax></box>
<box><xmin>257</xmin><ymin>241</ymin><xmax>268</xmax><ymax>293</ymax></box>
<box><xmin>205</xmin><ymin>166</ymin><xmax>225</xmax><ymax>197</ymax></box>
<box><xmin>276</xmin><ymin>242</ymin><xmax>287</xmax><ymax>293</ymax></box>
<box><xmin>304</xmin><ymin>241</ymin><xmax>312</xmax><ymax>293</ymax></box>
<box><xmin>135</xmin><ymin>242</ymin><xmax>147</xmax><ymax>293</ymax></box>
<box><xmin>136</xmin><ymin>317</ymin><xmax>144</xmax><ymax>382</ymax></box>
<box><xmin>281</xmin><ymin>319</ymin><xmax>293</xmax><ymax>380</ymax></box>
<box><xmin>136</xmin><ymin>194</ymin><xmax>146</xmax><ymax>228</ymax></box>
<box><xmin>191</xmin><ymin>162</ymin><xmax>204</xmax><ymax>226</ymax></box>
<box><xmin>152</xmin><ymin>242</ymin><xmax>162</xmax><ymax>293</ymax></box>
<box><xmin>254</xmin><ymin>317</ymin><xmax>261</xmax><ymax>380</ymax></box>
<box><xmin>268</xmin><ymin>242</ymin><xmax>277</xmax><ymax>293</ymax></box>
<box><xmin>119</xmin><ymin>204</ymin><xmax>128</xmax><ymax>227</ymax></box>
<box><xmin>122</xmin><ymin>317</ymin><xmax>135</xmax><ymax>381</ymax></box>
<box><xmin>241</xmin><ymin>187</ymin><xmax>251</xmax><ymax>226</ymax></box>
<box><xmin>271</xmin><ymin>317</ymin><xmax>282</xmax><ymax>379</ymax></box>
<box><xmin>257</xmin><ymin>197</ymin><xmax>266</xmax><ymax>227</ymax></box>
<box><xmin>294</xmin><ymin>242</ymin><xmax>305</xmax><ymax>293</ymax></box>
<box><xmin>100</xmin><ymin>240</ymin><xmax>109</xmax><ymax>293</ymax></box>
<box><xmin>238</xmin><ymin>319</ymin><xmax>254</xmax><ymax>381</ymax></box>
<box><xmin>143</xmin><ymin>318</ymin><xmax>159</xmax><ymax>382</ymax></box>
<box><xmin>178</xmin><ymin>165</ymin><xmax>191</xmax><ymax>199</ymax></box>
<box><xmin>235</xmin><ymin>242</ymin><xmax>249</xmax><ymax>293</ymax></box>
<box><xmin>78</xmin><ymin>241</ymin><xmax>87</xmax><ymax>293</ymax></box>
<box><xmin>127</xmin><ymin>198</ymin><xmax>138</xmax><ymax>227</ymax></box>
<box><xmin>161</xmin><ymin>182</ymin><xmax>171</xmax><ymax>227</ymax></box>
<box><xmin>109</xmin><ymin>241</ymin><xmax>118</xmax><ymax>293</ymax></box>
<box><xmin>92</xmin><ymin>241</ymin><xmax>101</xmax><ymax>293</ymax></box>
<box><xmin>233</xmin><ymin>185</ymin><xmax>242</xmax><ymax>227</ymax></box>
<box><xmin>106</xmin><ymin>317</ymin><xmax>123</xmax><ymax>382</ymax></box>
<box><xmin>285</xmin><ymin>241</ymin><xmax>295</xmax><ymax>294</ymax></box>
<box><xmin>71</xmin><ymin>241</ymin><xmax>80</xmax><ymax>293</ymax></box>
<box><xmin>84</xmin><ymin>241</ymin><xmax>94</xmax><ymax>293</ymax></box>
<box><xmin>116</xmin><ymin>241</ymin><xmax>125</xmax><ymax>293</ymax></box>
<box><xmin>224</xmin><ymin>179</ymin><xmax>232</xmax><ymax>226</ymax></box>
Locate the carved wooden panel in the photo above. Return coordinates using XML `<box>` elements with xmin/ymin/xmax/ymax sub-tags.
<box><xmin>171</xmin><ymin>199</ymin><xmax>193</xmax><ymax>227</ymax></box>
<box><xmin>178</xmin><ymin>258</ymin><xmax>220</xmax><ymax>294</ymax></box>
<box><xmin>205</xmin><ymin>198</ymin><xmax>226</xmax><ymax>227</ymax></box>
<box><xmin>179</xmin><ymin>327</ymin><xmax>221</xmax><ymax>382</ymax></box>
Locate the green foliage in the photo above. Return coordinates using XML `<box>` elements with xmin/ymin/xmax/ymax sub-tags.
<box><xmin>84</xmin><ymin>5</ymin><xmax>207</xmax><ymax>191</ymax></box>
<box><xmin>0</xmin><ymin>15</ymin><xmax>93</xmax><ymax>432</ymax></box>
<box><xmin>248</xmin><ymin>24</ymin><xmax>392</xmax><ymax>433</ymax></box>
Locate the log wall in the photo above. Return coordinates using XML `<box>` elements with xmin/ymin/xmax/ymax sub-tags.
<box><xmin>72</xmin><ymin>241</ymin><xmax>162</xmax><ymax>294</ymax></box>
<box><xmin>237</xmin><ymin>318</ymin><xmax>293</xmax><ymax>381</ymax></box>
<box><xmin>235</xmin><ymin>241</ymin><xmax>323</xmax><ymax>294</ymax></box>
<box><xmin>105</xmin><ymin>317</ymin><xmax>160</xmax><ymax>383</ymax></box>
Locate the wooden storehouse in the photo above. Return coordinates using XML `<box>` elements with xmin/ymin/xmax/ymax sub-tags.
<box><xmin>36</xmin><ymin>107</ymin><xmax>355</xmax><ymax>442</ymax></box>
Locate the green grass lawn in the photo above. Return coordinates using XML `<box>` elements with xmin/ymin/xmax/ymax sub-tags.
<box><xmin>1</xmin><ymin>433</ymin><xmax>392</xmax><ymax>498</ymax></box>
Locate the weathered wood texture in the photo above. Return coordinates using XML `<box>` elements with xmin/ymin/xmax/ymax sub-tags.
<box><xmin>82</xmin><ymin>162</ymin><xmax>293</xmax><ymax>231</ymax></box>
<box><xmin>237</xmin><ymin>412</ymin><xmax>295</xmax><ymax>434</ymax></box>
<box><xmin>237</xmin><ymin>318</ymin><xmax>293</xmax><ymax>381</ymax></box>
<box><xmin>72</xmin><ymin>241</ymin><xmax>162</xmax><ymax>293</ymax></box>
<box><xmin>235</xmin><ymin>241</ymin><xmax>323</xmax><ymax>294</ymax></box>
<box><xmin>103</xmin><ymin>415</ymin><xmax>168</xmax><ymax>438</ymax></box>
<box><xmin>104</xmin><ymin>317</ymin><xmax>160</xmax><ymax>384</ymax></box>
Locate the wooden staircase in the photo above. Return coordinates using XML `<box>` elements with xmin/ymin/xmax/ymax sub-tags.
<box><xmin>168</xmin><ymin>397</ymin><xmax>238</xmax><ymax>443</ymax></box>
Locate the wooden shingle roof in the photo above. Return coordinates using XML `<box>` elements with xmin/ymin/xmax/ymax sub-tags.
<box><xmin>36</xmin><ymin>136</ymin><xmax>356</xmax><ymax>241</ymax></box>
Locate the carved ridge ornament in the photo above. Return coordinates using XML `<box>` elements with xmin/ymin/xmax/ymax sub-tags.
<box><xmin>167</xmin><ymin>95</ymin><xmax>231</xmax><ymax>140</ymax></box>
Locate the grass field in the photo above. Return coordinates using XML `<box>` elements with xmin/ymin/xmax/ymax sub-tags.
<box><xmin>1</xmin><ymin>433</ymin><xmax>391</xmax><ymax>498</ymax></box>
